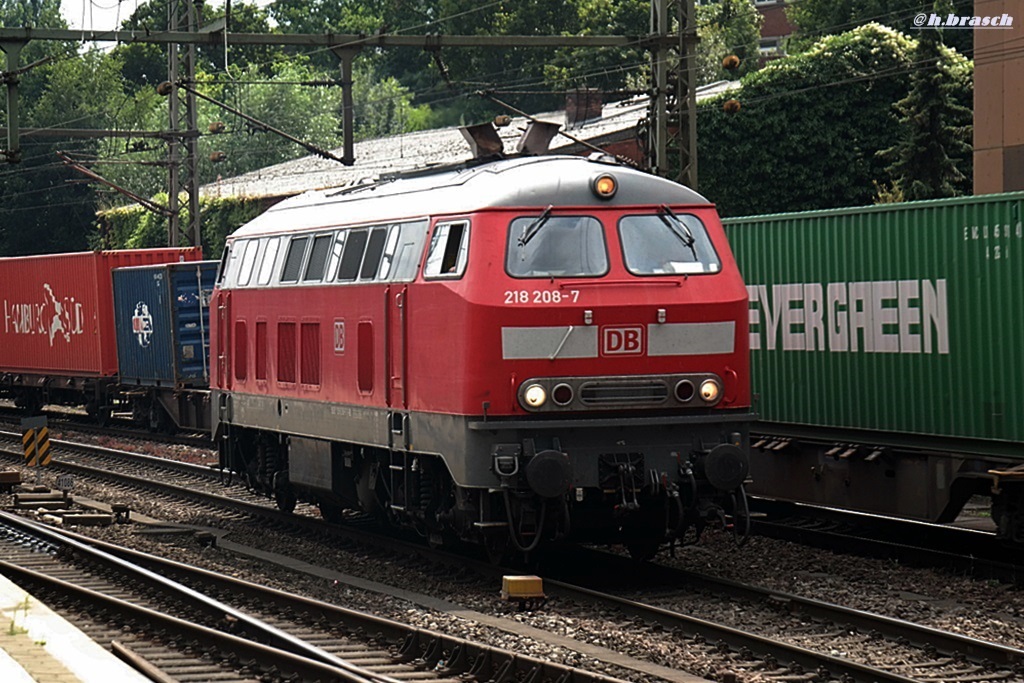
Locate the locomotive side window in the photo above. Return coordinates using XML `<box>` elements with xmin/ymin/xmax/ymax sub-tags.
<box><xmin>324</xmin><ymin>232</ymin><xmax>346</xmax><ymax>282</ymax></box>
<box><xmin>360</xmin><ymin>227</ymin><xmax>389</xmax><ymax>280</ymax></box>
<box><xmin>506</xmin><ymin>215</ymin><xmax>607</xmax><ymax>278</ymax></box>
<box><xmin>424</xmin><ymin>221</ymin><xmax>469</xmax><ymax>279</ymax></box>
<box><xmin>221</xmin><ymin>241</ymin><xmax>244</xmax><ymax>286</ymax></box>
<box><xmin>256</xmin><ymin>237</ymin><xmax>282</xmax><ymax>286</ymax></box>
<box><xmin>238</xmin><ymin>239</ymin><xmax>261</xmax><ymax>286</ymax></box>
<box><xmin>337</xmin><ymin>229</ymin><xmax>369</xmax><ymax>281</ymax></box>
<box><xmin>378</xmin><ymin>226</ymin><xmax>400</xmax><ymax>280</ymax></box>
<box><xmin>281</xmin><ymin>236</ymin><xmax>310</xmax><ymax>283</ymax></box>
<box><xmin>619</xmin><ymin>212</ymin><xmax>721</xmax><ymax>276</ymax></box>
<box><xmin>303</xmin><ymin>233</ymin><xmax>334</xmax><ymax>282</ymax></box>
<box><xmin>216</xmin><ymin>243</ymin><xmax>230</xmax><ymax>285</ymax></box>
<box><xmin>388</xmin><ymin>220</ymin><xmax>429</xmax><ymax>282</ymax></box>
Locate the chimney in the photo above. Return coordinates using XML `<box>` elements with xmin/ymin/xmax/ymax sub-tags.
<box><xmin>565</xmin><ymin>89</ymin><xmax>603</xmax><ymax>129</ymax></box>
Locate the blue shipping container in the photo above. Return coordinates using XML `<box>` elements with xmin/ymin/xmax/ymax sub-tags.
<box><xmin>113</xmin><ymin>261</ymin><xmax>218</xmax><ymax>387</ymax></box>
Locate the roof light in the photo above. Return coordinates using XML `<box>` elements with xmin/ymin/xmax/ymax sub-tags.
<box><xmin>591</xmin><ymin>173</ymin><xmax>617</xmax><ymax>199</ymax></box>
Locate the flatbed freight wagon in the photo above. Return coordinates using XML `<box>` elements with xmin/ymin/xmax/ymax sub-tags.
<box><xmin>0</xmin><ymin>248</ymin><xmax>203</xmax><ymax>415</ymax></box>
<box><xmin>723</xmin><ymin>191</ymin><xmax>1024</xmax><ymax>543</ymax></box>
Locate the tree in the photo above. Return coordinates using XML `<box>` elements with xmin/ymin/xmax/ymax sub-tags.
<box><xmin>696</xmin><ymin>23</ymin><xmax>972</xmax><ymax>217</ymax></box>
<box><xmin>114</xmin><ymin>0</ymin><xmax>286</xmax><ymax>90</ymax></box>
<box><xmin>880</xmin><ymin>26</ymin><xmax>972</xmax><ymax>200</ymax></box>
<box><xmin>696</xmin><ymin>0</ymin><xmax>763</xmax><ymax>85</ymax></box>
<box><xmin>0</xmin><ymin>46</ymin><xmax>134</xmax><ymax>254</ymax></box>
<box><xmin>352</xmin><ymin>59</ymin><xmax>434</xmax><ymax>139</ymax></box>
<box><xmin>544</xmin><ymin>0</ymin><xmax>647</xmax><ymax>96</ymax></box>
<box><xmin>786</xmin><ymin>0</ymin><xmax>972</xmax><ymax>55</ymax></box>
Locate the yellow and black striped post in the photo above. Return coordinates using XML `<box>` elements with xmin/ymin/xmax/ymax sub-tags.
<box><xmin>20</xmin><ymin>417</ymin><xmax>51</xmax><ymax>468</ymax></box>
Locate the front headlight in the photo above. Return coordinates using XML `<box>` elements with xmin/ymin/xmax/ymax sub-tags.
<box><xmin>523</xmin><ymin>383</ymin><xmax>547</xmax><ymax>408</ymax></box>
<box><xmin>699</xmin><ymin>379</ymin><xmax>721</xmax><ymax>403</ymax></box>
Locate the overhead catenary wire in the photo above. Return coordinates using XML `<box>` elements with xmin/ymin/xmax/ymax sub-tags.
<box><xmin>0</xmin><ymin>1</ymin><xmax>1012</xmax><ymax>212</ymax></box>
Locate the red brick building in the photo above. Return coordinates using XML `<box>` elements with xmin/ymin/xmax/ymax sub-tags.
<box><xmin>755</xmin><ymin>0</ymin><xmax>795</xmax><ymax>58</ymax></box>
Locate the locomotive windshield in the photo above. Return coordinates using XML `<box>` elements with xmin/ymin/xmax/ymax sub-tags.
<box><xmin>619</xmin><ymin>212</ymin><xmax>721</xmax><ymax>275</ymax></box>
<box><xmin>506</xmin><ymin>215</ymin><xmax>608</xmax><ymax>278</ymax></box>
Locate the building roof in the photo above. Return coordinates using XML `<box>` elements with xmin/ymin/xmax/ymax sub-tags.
<box><xmin>199</xmin><ymin>81</ymin><xmax>739</xmax><ymax>201</ymax></box>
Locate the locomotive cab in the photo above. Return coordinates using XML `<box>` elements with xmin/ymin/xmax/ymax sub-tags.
<box><xmin>211</xmin><ymin>154</ymin><xmax>753</xmax><ymax>560</ymax></box>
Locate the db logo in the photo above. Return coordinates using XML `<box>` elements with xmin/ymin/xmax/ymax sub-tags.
<box><xmin>333</xmin><ymin>320</ymin><xmax>346</xmax><ymax>354</ymax></box>
<box><xmin>601</xmin><ymin>326</ymin><xmax>644</xmax><ymax>356</ymax></box>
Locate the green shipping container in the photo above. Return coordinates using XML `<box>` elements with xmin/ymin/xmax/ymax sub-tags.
<box><xmin>724</xmin><ymin>192</ymin><xmax>1024</xmax><ymax>460</ymax></box>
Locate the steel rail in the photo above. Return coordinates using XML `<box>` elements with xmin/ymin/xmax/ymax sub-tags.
<box><xmin>0</xmin><ymin>511</ymin><xmax>630</xmax><ymax>683</ymax></box>
<box><xmin>0</xmin><ymin>513</ymin><xmax>387</xmax><ymax>682</ymax></box>
<box><xmin>0</xmin><ymin>427</ymin><xmax>216</xmax><ymax>477</ymax></box>
<box><xmin>547</xmin><ymin>546</ymin><xmax>1024</xmax><ymax>669</ymax></box>
<box><xmin>5</xmin><ymin>434</ymin><xmax>1020</xmax><ymax>681</ymax></box>
<box><xmin>541</xmin><ymin>579</ymin><xmax>926</xmax><ymax>683</ymax></box>
<box><xmin>0</xmin><ymin>511</ymin><xmax>402</xmax><ymax>682</ymax></box>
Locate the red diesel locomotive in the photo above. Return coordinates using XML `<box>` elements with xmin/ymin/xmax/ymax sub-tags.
<box><xmin>211</xmin><ymin>152</ymin><xmax>753</xmax><ymax>558</ymax></box>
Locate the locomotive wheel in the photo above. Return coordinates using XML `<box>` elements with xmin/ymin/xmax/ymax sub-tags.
<box><xmin>729</xmin><ymin>485</ymin><xmax>752</xmax><ymax>545</ymax></box>
<box><xmin>275</xmin><ymin>490</ymin><xmax>297</xmax><ymax>513</ymax></box>
<box><xmin>275</xmin><ymin>484</ymin><xmax>296</xmax><ymax>513</ymax></box>
<box><xmin>482</xmin><ymin>530</ymin><xmax>511</xmax><ymax>565</ymax></box>
<box><xmin>319</xmin><ymin>501</ymin><xmax>344</xmax><ymax>523</ymax></box>
<box><xmin>626</xmin><ymin>539</ymin><xmax>661</xmax><ymax>562</ymax></box>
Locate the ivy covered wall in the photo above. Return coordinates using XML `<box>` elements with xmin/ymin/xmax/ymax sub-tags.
<box><xmin>94</xmin><ymin>194</ymin><xmax>275</xmax><ymax>258</ymax></box>
<box><xmin>697</xmin><ymin>24</ymin><xmax>972</xmax><ymax>217</ymax></box>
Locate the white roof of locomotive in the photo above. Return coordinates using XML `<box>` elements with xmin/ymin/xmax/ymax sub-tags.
<box><xmin>229</xmin><ymin>154</ymin><xmax>710</xmax><ymax>240</ymax></box>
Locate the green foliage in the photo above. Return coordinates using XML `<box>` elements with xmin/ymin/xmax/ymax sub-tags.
<box><xmin>0</xmin><ymin>1</ymin><xmax>127</xmax><ymax>255</ymax></box>
<box><xmin>785</xmin><ymin>0</ymin><xmax>972</xmax><ymax>55</ymax></box>
<box><xmin>96</xmin><ymin>195</ymin><xmax>267</xmax><ymax>258</ymax></box>
<box><xmin>114</xmin><ymin>0</ymin><xmax>286</xmax><ymax>88</ymax></box>
<box><xmin>353</xmin><ymin>68</ymin><xmax>436</xmax><ymax>139</ymax></box>
<box><xmin>200</xmin><ymin>196</ymin><xmax>267</xmax><ymax>258</ymax></box>
<box><xmin>696</xmin><ymin>0</ymin><xmax>763</xmax><ymax>85</ymax></box>
<box><xmin>697</xmin><ymin>23</ymin><xmax>972</xmax><ymax>217</ymax></box>
<box><xmin>544</xmin><ymin>0</ymin><xmax>647</xmax><ymax>95</ymax></box>
<box><xmin>879</xmin><ymin>18</ymin><xmax>972</xmax><ymax>200</ymax></box>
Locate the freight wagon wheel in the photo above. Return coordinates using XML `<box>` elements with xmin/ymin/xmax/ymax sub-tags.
<box><xmin>17</xmin><ymin>392</ymin><xmax>44</xmax><ymax>417</ymax></box>
<box><xmin>85</xmin><ymin>400</ymin><xmax>109</xmax><ymax>425</ymax></box>
<box><xmin>148</xmin><ymin>403</ymin><xmax>175</xmax><ymax>435</ymax></box>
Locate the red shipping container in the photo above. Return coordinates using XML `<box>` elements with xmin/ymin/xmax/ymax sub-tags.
<box><xmin>1</xmin><ymin>248</ymin><xmax>202</xmax><ymax>377</ymax></box>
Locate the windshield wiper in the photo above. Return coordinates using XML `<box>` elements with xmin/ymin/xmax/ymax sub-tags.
<box><xmin>518</xmin><ymin>205</ymin><xmax>554</xmax><ymax>248</ymax></box>
<box><xmin>658</xmin><ymin>204</ymin><xmax>698</xmax><ymax>260</ymax></box>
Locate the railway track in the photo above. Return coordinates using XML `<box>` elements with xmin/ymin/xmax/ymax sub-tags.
<box><xmin>748</xmin><ymin>500</ymin><xmax>1024</xmax><ymax>585</ymax></box>
<box><xmin>2</xmin><ymin>430</ymin><xmax>1023</xmax><ymax>682</ymax></box>
<box><xmin>0</xmin><ymin>408</ymin><xmax>213</xmax><ymax>452</ymax></box>
<box><xmin>0</xmin><ymin>511</ymin><xmax>628</xmax><ymax>683</ymax></box>
<box><xmin>537</xmin><ymin>546</ymin><xmax>1024</xmax><ymax>683</ymax></box>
